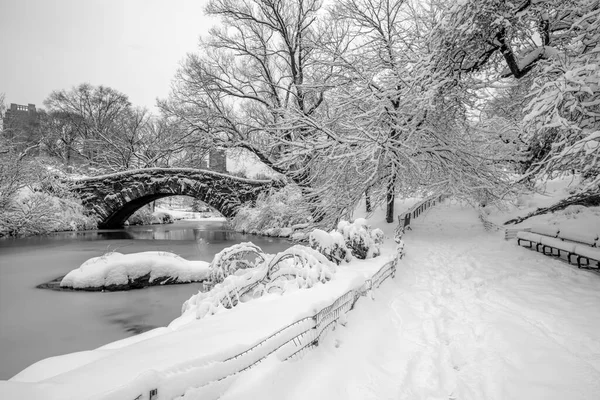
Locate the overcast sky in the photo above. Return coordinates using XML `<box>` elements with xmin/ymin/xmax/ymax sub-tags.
<box><xmin>0</xmin><ymin>0</ymin><xmax>213</xmax><ymax>112</ymax></box>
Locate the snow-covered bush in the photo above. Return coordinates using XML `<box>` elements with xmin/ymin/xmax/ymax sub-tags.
<box><xmin>336</xmin><ymin>219</ymin><xmax>383</xmax><ymax>259</ymax></box>
<box><xmin>182</xmin><ymin>266</ymin><xmax>268</xmax><ymax>319</ymax></box>
<box><xmin>308</xmin><ymin>229</ymin><xmax>352</xmax><ymax>265</ymax></box>
<box><xmin>0</xmin><ymin>189</ymin><xmax>97</xmax><ymax>237</ymax></box>
<box><xmin>208</xmin><ymin>242</ymin><xmax>265</xmax><ymax>284</ymax></box>
<box><xmin>263</xmin><ymin>245</ymin><xmax>337</xmax><ymax>294</ymax></box>
<box><xmin>181</xmin><ymin>243</ymin><xmax>338</xmax><ymax>320</ymax></box>
<box><xmin>0</xmin><ymin>150</ymin><xmax>97</xmax><ymax>237</ymax></box>
<box><xmin>230</xmin><ymin>186</ymin><xmax>311</xmax><ymax>236</ymax></box>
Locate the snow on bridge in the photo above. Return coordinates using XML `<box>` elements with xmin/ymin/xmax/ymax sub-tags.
<box><xmin>69</xmin><ymin>168</ymin><xmax>281</xmax><ymax>228</ymax></box>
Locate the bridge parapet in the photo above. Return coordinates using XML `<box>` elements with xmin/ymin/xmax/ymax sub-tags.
<box><xmin>71</xmin><ymin>168</ymin><xmax>282</xmax><ymax>229</ymax></box>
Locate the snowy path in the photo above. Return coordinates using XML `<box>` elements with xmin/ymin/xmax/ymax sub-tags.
<box><xmin>220</xmin><ymin>204</ymin><xmax>600</xmax><ymax>400</ymax></box>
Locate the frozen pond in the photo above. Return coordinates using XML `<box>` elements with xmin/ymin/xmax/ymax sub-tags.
<box><xmin>0</xmin><ymin>220</ymin><xmax>290</xmax><ymax>380</ymax></box>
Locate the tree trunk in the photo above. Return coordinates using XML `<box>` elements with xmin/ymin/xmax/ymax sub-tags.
<box><xmin>386</xmin><ymin>173</ymin><xmax>396</xmax><ymax>223</ymax></box>
<box><xmin>365</xmin><ymin>187</ymin><xmax>372</xmax><ymax>213</ymax></box>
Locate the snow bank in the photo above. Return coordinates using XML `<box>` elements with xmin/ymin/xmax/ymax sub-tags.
<box><xmin>60</xmin><ymin>252</ymin><xmax>210</xmax><ymax>290</ymax></box>
<box><xmin>483</xmin><ymin>175</ymin><xmax>600</xmax><ymax>236</ymax></box>
<box><xmin>487</xmin><ymin>174</ymin><xmax>584</xmax><ymax>225</ymax></box>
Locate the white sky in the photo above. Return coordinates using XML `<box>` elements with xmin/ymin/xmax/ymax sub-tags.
<box><xmin>0</xmin><ymin>0</ymin><xmax>214</xmax><ymax>112</ymax></box>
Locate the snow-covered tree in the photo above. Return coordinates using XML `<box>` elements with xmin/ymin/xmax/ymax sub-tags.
<box><xmin>162</xmin><ymin>0</ymin><xmax>331</xmax><ymax>179</ymax></box>
<box><xmin>432</xmin><ymin>0</ymin><xmax>600</xmax><ymax>191</ymax></box>
<box><xmin>324</xmin><ymin>0</ymin><xmax>513</xmax><ymax>220</ymax></box>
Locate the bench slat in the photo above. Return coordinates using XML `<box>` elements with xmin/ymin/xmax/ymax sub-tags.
<box><xmin>530</xmin><ymin>224</ymin><xmax>559</xmax><ymax>238</ymax></box>
<box><xmin>557</xmin><ymin>228</ymin><xmax>598</xmax><ymax>246</ymax></box>
<box><xmin>574</xmin><ymin>245</ymin><xmax>600</xmax><ymax>261</ymax></box>
<box><xmin>517</xmin><ymin>231</ymin><xmax>542</xmax><ymax>243</ymax></box>
<box><xmin>540</xmin><ymin>236</ymin><xmax>576</xmax><ymax>252</ymax></box>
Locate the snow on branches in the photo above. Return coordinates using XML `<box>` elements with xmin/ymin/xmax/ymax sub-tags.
<box><xmin>522</xmin><ymin>8</ymin><xmax>600</xmax><ymax>189</ymax></box>
<box><xmin>264</xmin><ymin>245</ymin><xmax>337</xmax><ymax>294</ymax></box>
<box><xmin>181</xmin><ymin>266</ymin><xmax>269</xmax><ymax>320</ymax></box>
<box><xmin>183</xmin><ymin>240</ymin><xmax>339</xmax><ymax>320</ymax></box>
<box><xmin>208</xmin><ymin>242</ymin><xmax>266</xmax><ymax>284</ymax></box>
<box><xmin>181</xmin><ymin>218</ymin><xmax>387</xmax><ymax>321</ymax></box>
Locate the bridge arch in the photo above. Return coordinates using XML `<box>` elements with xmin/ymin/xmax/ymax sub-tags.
<box><xmin>72</xmin><ymin>168</ymin><xmax>280</xmax><ymax>229</ymax></box>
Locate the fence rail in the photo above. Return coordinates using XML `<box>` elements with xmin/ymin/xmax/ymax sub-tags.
<box><xmin>397</xmin><ymin>194</ymin><xmax>447</xmax><ymax>232</ymax></box>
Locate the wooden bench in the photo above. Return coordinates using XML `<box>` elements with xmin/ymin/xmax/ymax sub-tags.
<box><xmin>517</xmin><ymin>225</ymin><xmax>600</xmax><ymax>269</ymax></box>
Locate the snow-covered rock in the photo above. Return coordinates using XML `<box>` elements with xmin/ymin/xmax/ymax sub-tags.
<box><xmin>60</xmin><ymin>251</ymin><xmax>210</xmax><ymax>290</ymax></box>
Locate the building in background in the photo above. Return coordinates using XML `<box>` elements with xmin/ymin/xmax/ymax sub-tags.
<box><xmin>208</xmin><ymin>148</ymin><xmax>227</xmax><ymax>173</ymax></box>
<box><xmin>1</xmin><ymin>103</ymin><xmax>40</xmax><ymax>148</ymax></box>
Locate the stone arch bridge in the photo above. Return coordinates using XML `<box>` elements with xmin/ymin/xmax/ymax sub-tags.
<box><xmin>71</xmin><ymin>168</ymin><xmax>281</xmax><ymax>229</ymax></box>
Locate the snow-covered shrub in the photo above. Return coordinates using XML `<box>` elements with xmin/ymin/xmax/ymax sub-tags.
<box><xmin>336</xmin><ymin>219</ymin><xmax>383</xmax><ymax>259</ymax></box>
<box><xmin>230</xmin><ymin>186</ymin><xmax>311</xmax><ymax>236</ymax></box>
<box><xmin>308</xmin><ymin>229</ymin><xmax>352</xmax><ymax>265</ymax></box>
<box><xmin>181</xmin><ymin>243</ymin><xmax>338</xmax><ymax>320</ymax></box>
<box><xmin>264</xmin><ymin>245</ymin><xmax>337</xmax><ymax>294</ymax></box>
<box><xmin>0</xmin><ymin>190</ymin><xmax>97</xmax><ymax>237</ymax></box>
<box><xmin>182</xmin><ymin>266</ymin><xmax>268</xmax><ymax>319</ymax></box>
<box><xmin>208</xmin><ymin>242</ymin><xmax>266</xmax><ymax>284</ymax></box>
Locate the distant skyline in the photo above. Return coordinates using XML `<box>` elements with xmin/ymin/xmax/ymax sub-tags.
<box><xmin>0</xmin><ymin>0</ymin><xmax>214</xmax><ymax>112</ymax></box>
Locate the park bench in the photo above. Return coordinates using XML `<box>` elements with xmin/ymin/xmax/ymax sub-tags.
<box><xmin>517</xmin><ymin>224</ymin><xmax>600</xmax><ymax>269</ymax></box>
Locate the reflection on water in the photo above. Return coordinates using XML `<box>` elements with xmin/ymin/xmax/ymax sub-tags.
<box><xmin>0</xmin><ymin>220</ymin><xmax>290</xmax><ymax>380</ymax></box>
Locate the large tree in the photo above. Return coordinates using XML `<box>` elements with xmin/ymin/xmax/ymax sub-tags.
<box><xmin>325</xmin><ymin>0</ymin><xmax>513</xmax><ymax>221</ymax></box>
<box><xmin>161</xmin><ymin>0</ymin><xmax>339</xmax><ymax>207</ymax></box>
<box><xmin>164</xmin><ymin>0</ymin><xmax>519</xmax><ymax>226</ymax></box>
<box><xmin>43</xmin><ymin>83</ymin><xmax>132</xmax><ymax>169</ymax></box>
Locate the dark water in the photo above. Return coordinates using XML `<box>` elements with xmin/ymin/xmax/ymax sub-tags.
<box><xmin>0</xmin><ymin>220</ymin><xmax>290</xmax><ymax>380</ymax></box>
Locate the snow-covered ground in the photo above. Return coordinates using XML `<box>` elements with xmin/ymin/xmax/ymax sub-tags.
<box><xmin>216</xmin><ymin>204</ymin><xmax>600</xmax><ymax>400</ymax></box>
